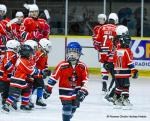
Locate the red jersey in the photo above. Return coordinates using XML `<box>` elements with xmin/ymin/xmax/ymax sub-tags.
<box><xmin>92</xmin><ymin>25</ymin><xmax>103</xmax><ymax>51</ymax></box>
<box><xmin>96</xmin><ymin>24</ymin><xmax>117</xmax><ymax>62</ymax></box>
<box><xmin>34</xmin><ymin>50</ymin><xmax>48</xmax><ymax>78</ymax></box>
<box><xmin>0</xmin><ymin>18</ymin><xmax>10</xmax><ymax>55</ymax></box>
<box><xmin>47</xmin><ymin>61</ymin><xmax>89</xmax><ymax>100</ymax></box>
<box><xmin>9</xmin><ymin>23</ymin><xmax>23</xmax><ymax>43</ymax></box>
<box><xmin>0</xmin><ymin>50</ymin><xmax>18</xmax><ymax>82</ymax></box>
<box><xmin>10</xmin><ymin>57</ymin><xmax>37</xmax><ymax>89</ymax></box>
<box><xmin>113</xmin><ymin>48</ymin><xmax>135</xmax><ymax>78</ymax></box>
<box><xmin>35</xmin><ymin>50</ymin><xmax>48</xmax><ymax>70</ymax></box>
<box><xmin>20</xmin><ymin>17</ymin><xmax>50</xmax><ymax>42</ymax></box>
<box><xmin>92</xmin><ymin>25</ymin><xmax>102</xmax><ymax>40</ymax></box>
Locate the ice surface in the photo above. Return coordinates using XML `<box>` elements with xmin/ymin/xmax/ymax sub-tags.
<box><xmin>0</xmin><ymin>75</ymin><xmax>150</xmax><ymax>121</ymax></box>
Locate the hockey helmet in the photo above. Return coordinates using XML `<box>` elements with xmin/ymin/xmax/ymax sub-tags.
<box><xmin>15</xmin><ymin>11</ymin><xmax>24</xmax><ymax>24</ymax></box>
<box><xmin>29</xmin><ymin>4</ymin><xmax>39</xmax><ymax>18</ymax></box>
<box><xmin>116</xmin><ymin>25</ymin><xmax>129</xmax><ymax>36</ymax></box>
<box><xmin>108</xmin><ymin>13</ymin><xmax>118</xmax><ymax>24</ymax></box>
<box><xmin>97</xmin><ymin>14</ymin><xmax>107</xmax><ymax>24</ymax></box>
<box><xmin>39</xmin><ymin>38</ymin><xmax>52</xmax><ymax>53</ymax></box>
<box><xmin>19</xmin><ymin>45</ymin><xmax>34</xmax><ymax>59</ymax></box>
<box><xmin>15</xmin><ymin>11</ymin><xmax>24</xmax><ymax>17</ymax></box>
<box><xmin>29</xmin><ymin>4</ymin><xmax>39</xmax><ymax>12</ymax></box>
<box><xmin>24</xmin><ymin>40</ymin><xmax>38</xmax><ymax>52</ymax></box>
<box><xmin>0</xmin><ymin>4</ymin><xmax>7</xmax><ymax>16</ymax></box>
<box><xmin>116</xmin><ymin>25</ymin><xmax>131</xmax><ymax>48</ymax></box>
<box><xmin>66</xmin><ymin>42</ymin><xmax>82</xmax><ymax>64</ymax></box>
<box><xmin>6</xmin><ymin>40</ymin><xmax>20</xmax><ymax>53</ymax></box>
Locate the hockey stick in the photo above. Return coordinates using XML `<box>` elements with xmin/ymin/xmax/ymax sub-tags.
<box><xmin>108</xmin><ymin>68</ymin><xmax>116</xmax><ymax>91</ymax></box>
<box><xmin>6</xmin><ymin>18</ymin><xmax>18</xmax><ymax>27</ymax></box>
<box><xmin>23</xmin><ymin>3</ymin><xmax>32</xmax><ymax>10</ymax></box>
<box><xmin>6</xmin><ymin>18</ymin><xmax>19</xmax><ymax>40</ymax></box>
<box><xmin>85</xmin><ymin>21</ymin><xmax>93</xmax><ymax>33</ymax></box>
<box><xmin>44</xmin><ymin>9</ymin><xmax>50</xmax><ymax>24</ymax></box>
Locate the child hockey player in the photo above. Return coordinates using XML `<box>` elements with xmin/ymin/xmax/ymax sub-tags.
<box><xmin>112</xmin><ymin>25</ymin><xmax>138</xmax><ymax>107</ymax></box>
<box><xmin>0</xmin><ymin>40</ymin><xmax>20</xmax><ymax>105</ymax></box>
<box><xmin>43</xmin><ymin>42</ymin><xmax>89</xmax><ymax>121</ymax></box>
<box><xmin>2</xmin><ymin>44</ymin><xmax>45</xmax><ymax>112</ymax></box>
<box><xmin>32</xmin><ymin>38</ymin><xmax>52</xmax><ymax>107</ymax></box>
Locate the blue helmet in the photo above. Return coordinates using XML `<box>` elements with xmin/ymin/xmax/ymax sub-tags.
<box><xmin>66</xmin><ymin>42</ymin><xmax>83</xmax><ymax>63</ymax></box>
<box><xmin>66</xmin><ymin>42</ymin><xmax>82</xmax><ymax>54</ymax></box>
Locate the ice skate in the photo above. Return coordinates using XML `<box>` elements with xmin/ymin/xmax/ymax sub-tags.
<box><xmin>2</xmin><ymin>103</ymin><xmax>10</xmax><ymax>113</ymax></box>
<box><xmin>105</xmin><ymin>94</ymin><xmax>114</xmax><ymax>103</ymax></box>
<box><xmin>113</xmin><ymin>97</ymin><xmax>123</xmax><ymax>109</ymax></box>
<box><xmin>122</xmin><ymin>98</ymin><xmax>133</xmax><ymax>110</ymax></box>
<box><xmin>29</xmin><ymin>100</ymin><xmax>34</xmax><ymax>109</ymax></box>
<box><xmin>36</xmin><ymin>98</ymin><xmax>47</xmax><ymax>108</ymax></box>
<box><xmin>20</xmin><ymin>105</ymin><xmax>32</xmax><ymax>111</ymax></box>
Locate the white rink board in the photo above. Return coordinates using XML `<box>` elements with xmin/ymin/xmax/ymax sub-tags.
<box><xmin>48</xmin><ymin>37</ymin><xmax>150</xmax><ymax>70</ymax></box>
<box><xmin>48</xmin><ymin>37</ymin><xmax>100</xmax><ymax>68</ymax></box>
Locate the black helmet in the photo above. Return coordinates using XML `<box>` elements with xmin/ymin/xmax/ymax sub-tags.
<box><xmin>19</xmin><ymin>45</ymin><xmax>33</xmax><ymax>59</ymax></box>
<box><xmin>119</xmin><ymin>35</ymin><xmax>131</xmax><ymax>48</ymax></box>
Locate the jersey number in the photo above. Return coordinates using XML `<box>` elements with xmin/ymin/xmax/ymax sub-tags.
<box><xmin>103</xmin><ymin>35</ymin><xmax>113</xmax><ymax>46</ymax></box>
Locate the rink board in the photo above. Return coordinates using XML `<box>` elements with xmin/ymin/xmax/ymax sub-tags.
<box><xmin>48</xmin><ymin>36</ymin><xmax>150</xmax><ymax>70</ymax></box>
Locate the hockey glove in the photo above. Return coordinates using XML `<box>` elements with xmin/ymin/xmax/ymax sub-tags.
<box><xmin>104</xmin><ymin>62</ymin><xmax>114</xmax><ymax>71</ymax></box>
<box><xmin>132</xmin><ymin>70</ymin><xmax>139</xmax><ymax>79</ymax></box>
<box><xmin>77</xmin><ymin>88</ymin><xmax>88</xmax><ymax>102</ymax></box>
<box><xmin>42</xmin><ymin>69</ymin><xmax>51</xmax><ymax>79</ymax></box>
<box><xmin>43</xmin><ymin>86</ymin><xmax>51</xmax><ymax>99</ymax></box>
<box><xmin>43</xmin><ymin>69</ymin><xmax>51</xmax><ymax>76</ymax></box>
<box><xmin>32</xmin><ymin>31</ymin><xmax>43</xmax><ymax>40</ymax></box>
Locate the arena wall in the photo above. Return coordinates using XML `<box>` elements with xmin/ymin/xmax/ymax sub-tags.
<box><xmin>48</xmin><ymin>36</ymin><xmax>150</xmax><ymax>70</ymax></box>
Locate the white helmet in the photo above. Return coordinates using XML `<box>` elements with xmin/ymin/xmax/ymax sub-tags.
<box><xmin>29</xmin><ymin>4</ymin><xmax>39</xmax><ymax>12</ymax></box>
<box><xmin>39</xmin><ymin>38</ymin><xmax>52</xmax><ymax>53</ymax></box>
<box><xmin>108</xmin><ymin>13</ymin><xmax>118</xmax><ymax>24</ymax></box>
<box><xmin>24</xmin><ymin>40</ymin><xmax>38</xmax><ymax>51</ymax></box>
<box><xmin>116</xmin><ymin>25</ymin><xmax>129</xmax><ymax>36</ymax></box>
<box><xmin>6</xmin><ymin>40</ymin><xmax>20</xmax><ymax>52</ymax></box>
<box><xmin>0</xmin><ymin>4</ymin><xmax>7</xmax><ymax>15</ymax></box>
<box><xmin>15</xmin><ymin>11</ymin><xmax>24</xmax><ymax>17</ymax></box>
<box><xmin>97</xmin><ymin>14</ymin><xmax>107</xmax><ymax>24</ymax></box>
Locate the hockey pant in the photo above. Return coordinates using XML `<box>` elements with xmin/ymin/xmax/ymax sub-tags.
<box><xmin>0</xmin><ymin>81</ymin><xmax>10</xmax><ymax>103</ymax></box>
<box><xmin>6</xmin><ymin>84</ymin><xmax>31</xmax><ymax>106</ymax></box>
<box><xmin>21</xmin><ymin>83</ymin><xmax>33</xmax><ymax>106</ymax></box>
<box><xmin>114</xmin><ymin>78</ymin><xmax>130</xmax><ymax>99</ymax></box>
<box><xmin>61</xmin><ymin>99</ymin><xmax>80</xmax><ymax>121</ymax></box>
<box><xmin>100</xmin><ymin>63</ymin><xmax>109</xmax><ymax>82</ymax></box>
<box><xmin>33</xmin><ymin>78</ymin><xmax>44</xmax><ymax>99</ymax></box>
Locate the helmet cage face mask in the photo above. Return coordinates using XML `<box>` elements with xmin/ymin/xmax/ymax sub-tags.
<box><xmin>29</xmin><ymin>11</ymin><xmax>39</xmax><ymax>18</ymax></box>
<box><xmin>0</xmin><ymin>10</ymin><xmax>5</xmax><ymax>16</ymax></box>
<box><xmin>118</xmin><ymin>35</ymin><xmax>131</xmax><ymax>48</ymax></box>
<box><xmin>0</xmin><ymin>4</ymin><xmax>7</xmax><ymax>16</ymax></box>
<box><xmin>66</xmin><ymin>48</ymin><xmax>81</xmax><ymax>64</ymax></box>
<box><xmin>16</xmin><ymin>16</ymin><xmax>23</xmax><ymax>24</ymax></box>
